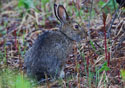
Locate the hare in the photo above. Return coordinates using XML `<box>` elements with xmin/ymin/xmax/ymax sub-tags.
<box><xmin>24</xmin><ymin>4</ymin><xmax>86</xmax><ymax>81</ymax></box>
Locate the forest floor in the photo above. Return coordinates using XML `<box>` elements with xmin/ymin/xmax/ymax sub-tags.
<box><xmin>0</xmin><ymin>0</ymin><xmax>125</xmax><ymax>88</ymax></box>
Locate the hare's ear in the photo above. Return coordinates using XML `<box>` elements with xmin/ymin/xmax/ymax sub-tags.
<box><xmin>54</xmin><ymin>4</ymin><xmax>61</xmax><ymax>22</ymax></box>
<box><xmin>57</xmin><ymin>5</ymin><xmax>69</xmax><ymax>23</ymax></box>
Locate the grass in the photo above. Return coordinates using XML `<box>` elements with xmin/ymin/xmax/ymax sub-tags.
<box><xmin>0</xmin><ymin>0</ymin><xmax>124</xmax><ymax>88</ymax></box>
<box><xmin>0</xmin><ymin>69</ymin><xmax>32</xmax><ymax>88</ymax></box>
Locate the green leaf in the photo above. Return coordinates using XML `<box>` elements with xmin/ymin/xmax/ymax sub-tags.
<box><xmin>18</xmin><ymin>0</ymin><xmax>35</xmax><ymax>9</ymax></box>
<box><xmin>98</xmin><ymin>62</ymin><xmax>110</xmax><ymax>73</ymax></box>
<box><xmin>90</xmin><ymin>40</ymin><xmax>96</xmax><ymax>50</ymax></box>
<box><xmin>98</xmin><ymin>1</ymin><xmax>105</xmax><ymax>7</ymax></box>
<box><xmin>98</xmin><ymin>0</ymin><xmax>118</xmax><ymax>14</ymax></box>
<box><xmin>120</xmin><ymin>69</ymin><xmax>125</xmax><ymax>80</ymax></box>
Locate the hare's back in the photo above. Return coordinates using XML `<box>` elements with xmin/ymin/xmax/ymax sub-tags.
<box><xmin>31</xmin><ymin>31</ymin><xmax>72</xmax><ymax>60</ymax></box>
<box><xmin>35</xmin><ymin>31</ymin><xmax>70</xmax><ymax>50</ymax></box>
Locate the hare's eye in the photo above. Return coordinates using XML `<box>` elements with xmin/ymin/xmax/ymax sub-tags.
<box><xmin>73</xmin><ymin>24</ymin><xmax>79</xmax><ymax>31</ymax></box>
<box><xmin>75</xmin><ymin>25</ymin><xmax>79</xmax><ymax>29</ymax></box>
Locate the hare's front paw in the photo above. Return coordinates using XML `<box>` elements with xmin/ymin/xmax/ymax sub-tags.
<box><xmin>59</xmin><ymin>69</ymin><xmax>65</xmax><ymax>78</ymax></box>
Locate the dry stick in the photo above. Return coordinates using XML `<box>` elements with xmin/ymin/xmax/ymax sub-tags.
<box><xmin>2</xmin><ymin>0</ymin><xmax>17</xmax><ymax>10</ymax></box>
<box><xmin>97</xmin><ymin>71</ymin><xmax>105</xmax><ymax>88</ymax></box>
<box><xmin>113</xmin><ymin>32</ymin><xmax>125</xmax><ymax>56</ymax></box>
<box><xmin>1</xmin><ymin>11</ymin><xmax>16</xmax><ymax>15</ymax></box>
<box><xmin>94</xmin><ymin>41</ymin><xmax>104</xmax><ymax>52</ymax></box>
<box><xmin>45</xmin><ymin>73</ymin><xmax>50</xmax><ymax>88</ymax></box>
<box><xmin>116</xmin><ymin>33</ymin><xmax>125</xmax><ymax>49</ymax></box>
<box><xmin>62</xmin><ymin>80</ymin><xmax>67</xmax><ymax>88</ymax></box>
<box><xmin>40</xmin><ymin>81</ymin><xmax>58</xmax><ymax>88</ymax></box>
<box><xmin>107</xmin><ymin>6</ymin><xmax>120</xmax><ymax>39</ymax></box>
<box><xmin>114</xmin><ymin>18</ymin><xmax>124</xmax><ymax>35</ymax></box>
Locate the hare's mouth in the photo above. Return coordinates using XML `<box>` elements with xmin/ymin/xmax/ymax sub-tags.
<box><xmin>73</xmin><ymin>36</ymin><xmax>83</xmax><ymax>42</ymax></box>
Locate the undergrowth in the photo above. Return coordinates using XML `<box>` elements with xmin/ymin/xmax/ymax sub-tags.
<box><xmin>0</xmin><ymin>0</ymin><xmax>124</xmax><ymax>88</ymax></box>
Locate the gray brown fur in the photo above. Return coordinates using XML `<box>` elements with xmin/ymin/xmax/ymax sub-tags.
<box><xmin>24</xmin><ymin>4</ymin><xmax>86</xmax><ymax>80</ymax></box>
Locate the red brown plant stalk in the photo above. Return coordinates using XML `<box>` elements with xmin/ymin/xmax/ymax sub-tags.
<box><xmin>14</xmin><ymin>30</ymin><xmax>18</xmax><ymax>51</ymax></box>
<box><xmin>102</xmin><ymin>13</ymin><xmax>110</xmax><ymax>66</ymax></box>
